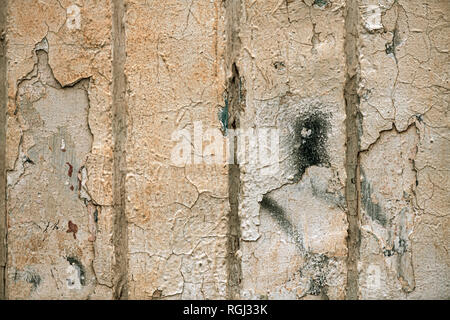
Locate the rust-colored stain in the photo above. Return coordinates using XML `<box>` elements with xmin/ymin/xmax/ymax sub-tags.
<box><xmin>78</xmin><ymin>168</ymin><xmax>82</xmax><ymax>190</ymax></box>
<box><xmin>66</xmin><ymin>162</ymin><xmax>73</xmax><ymax>177</ymax></box>
<box><xmin>66</xmin><ymin>220</ymin><xmax>78</xmax><ymax>239</ymax></box>
<box><xmin>70</xmin><ymin>185</ymin><xmax>74</xmax><ymax>191</ymax></box>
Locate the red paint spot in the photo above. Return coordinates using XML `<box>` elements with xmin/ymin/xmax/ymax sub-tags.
<box><xmin>78</xmin><ymin>168</ymin><xmax>82</xmax><ymax>190</ymax></box>
<box><xmin>66</xmin><ymin>220</ymin><xmax>78</xmax><ymax>239</ymax></box>
<box><xmin>66</xmin><ymin>162</ymin><xmax>73</xmax><ymax>177</ymax></box>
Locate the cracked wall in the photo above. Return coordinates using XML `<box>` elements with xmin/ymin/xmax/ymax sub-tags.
<box><xmin>4</xmin><ymin>0</ymin><xmax>117</xmax><ymax>299</ymax></box>
<box><xmin>1</xmin><ymin>0</ymin><xmax>448</xmax><ymax>300</ymax></box>
<box><xmin>356</xmin><ymin>0</ymin><xmax>449</xmax><ymax>299</ymax></box>
<box><xmin>232</xmin><ymin>0</ymin><xmax>349</xmax><ymax>300</ymax></box>
<box><xmin>124</xmin><ymin>0</ymin><xmax>229</xmax><ymax>299</ymax></box>
<box><xmin>8</xmin><ymin>44</ymin><xmax>97</xmax><ymax>298</ymax></box>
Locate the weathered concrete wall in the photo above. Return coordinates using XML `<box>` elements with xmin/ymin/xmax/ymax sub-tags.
<box><xmin>234</xmin><ymin>0</ymin><xmax>348</xmax><ymax>299</ymax></box>
<box><xmin>0</xmin><ymin>0</ymin><xmax>448</xmax><ymax>300</ymax></box>
<box><xmin>356</xmin><ymin>0</ymin><xmax>449</xmax><ymax>299</ymax></box>
<box><xmin>4</xmin><ymin>0</ymin><xmax>117</xmax><ymax>299</ymax></box>
<box><xmin>124</xmin><ymin>0</ymin><xmax>229</xmax><ymax>299</ymax></box>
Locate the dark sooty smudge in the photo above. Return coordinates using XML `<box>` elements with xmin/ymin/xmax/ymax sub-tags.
<box><xmin>293</xmin><ymin>111</ymin><xmax>330</xmax><ymax>179</ymax></box>
<box><xmin>260</xmin><ymin>195</ymin><xmax>303</xmax><ymax>249</ymax></box>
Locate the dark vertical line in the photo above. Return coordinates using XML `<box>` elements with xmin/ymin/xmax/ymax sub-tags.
<box><xmin>0</xmin><ymin>0</ymin><xmax>7</xmax><ymax>301</ymax></box>
<box><xmin>112</xmin><ymin>0</ymin><xmax>128</xmax><ymax>300</ymax></box>
<box><xmin>228</xmin><ymin>138</ymin><xmax>241</xmax><ymax>299</ymax></box>
<box><xmin>344</xmin><ymin>0</ymin><xmax>361</xmax><ymax>300</ymax></box>
<box><xmin>225</xmin><ymin>0</ymin><xmax>243</xmax><ymax>300</ymax></box>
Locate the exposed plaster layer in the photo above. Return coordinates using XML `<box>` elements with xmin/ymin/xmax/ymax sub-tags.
<box><xmin>124</xmin><ymin>0</ymin><xmax>229</xmax><ymax>299</ymax></box>
<box><xmin>356</xmin><ymin>0</ymin><xmax>449</xmax><ymax>299</ymax></box>
<box><xmin>6</xmin><ymin>1</ymin><xmax>115</xmax><ymax>207</ymax></box>
<box><xmin>6</xmin><ymin>0</ymin><xmax>115</xmax><ymax>299</ymax></box>
<box><xmin>7</xmin><ymin>45</ymin><xmax>97</xmax><ymax>298</ymax></box>
<box><xmin>359</xmin><ymin>125</ymin><xmax>419</xmax><ymax>298</ymax></box>
<box><xmin>243</xmin><ymin>167</ymin><xmax>348</xmax><ymax>299</ymax></box>
<box><xmin>235</xmin><ymin>0</ymin><xmax>349</xmax><ymax>299</ymax></box>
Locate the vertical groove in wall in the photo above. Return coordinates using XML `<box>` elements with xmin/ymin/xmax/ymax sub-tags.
<box><xmin>0</xmin><ymin>0</ymin><xmax>7</xmax><ymax>301</ymax></box>
<box><xmin>112</xmin><ymin>0</ymin><xmax>128</xmax><ymax>300</ymax></box>
<box><xmin>344</xmin><ymin>0</ymin><xmax>361</xmax><ymax>300</ymax></box>
<box><xmin>225</xmin><ymin>0</ymin><xmax>243</xmax><ymax>300</ymax></box>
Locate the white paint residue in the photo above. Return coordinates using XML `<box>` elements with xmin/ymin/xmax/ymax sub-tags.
<box><xmin>362</xmin><ymin>5</ymin><xmax>383</xmax><ymax>31</ymax></box>
<box><xmin>66</xmin><ymin>5</ymin><xmax>81</xmax><ymax>30</ymax></box>
<box><xmin>366</xmin><ymin>264</ymin><xmax>381</xmax><ymax>290</ymax></box>
<box><xmin>66</xmin><ymin>263</ymin><xmax>82</xmax><ymax>290</ymax></box>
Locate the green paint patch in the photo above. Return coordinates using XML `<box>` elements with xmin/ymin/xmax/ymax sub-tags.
<box><xmin>218</xmin><ymin>100</ymin><xmax>229</xmax><ymax>136</ymax></box>
<box><xmin>314</xmin><ymin>0</ymin><xmax>328</xmax><ymax>7</ymax></box>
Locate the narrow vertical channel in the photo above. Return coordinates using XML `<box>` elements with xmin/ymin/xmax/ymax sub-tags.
<box><xmin>225</xmin><ymin>0</ymin><xmax>243</xmax><ymax>300</ymax></box>
<box><xmin>0</xmin><ymin>0</ymin><xmax>7</xmax><ymax>301</ymax></box>
<box><xmin>344</xmin><ymin>0</ymin><xmax>361</xmax><ymax>300</ymax></box>
<box><xmin>112</xmin><ymin>0</ymin><xmax>128</xmax><ymax>300</ymax></box>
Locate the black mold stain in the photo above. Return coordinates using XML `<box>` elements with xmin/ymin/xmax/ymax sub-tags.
<box><xmin>360</xmin><ymin>169</ymin><xmax>387</xmax><ymax>227</ymax></box>
<box><xmin>293</xmin><ymin>111</ymin><xmax>330</xmax><ymax>180</ymax></box>
<box><xmin>273</xmin><ymin>61</ymin><xmax>285</xmax><ymax>69</ymax></box>
<box><xmin>24</xmin><ymin>156</ymin><xmax>35</xmax><ymax>165</ymax></box>
<box><xmin>260</xmin><ymin>195</ymin><xmax>332</xmax><ymax>299</ymax></box>
<box><xmin>385</xmin><ymin>42</ymin><xmax>395</xmax><ymax>55</ymax></box>
<box><xmin>260</xmin><ymin>195</ymin><xmax>303</xmax><ymax>249</ymax></box>
<box><xmin>308</xmin><ymin>274</ymin><xmax>327</xmax><ymax>296</ymax></box>
<box><xmin>13</xmin><ymin>269</ymin><xmax>41</xmax><ymax>291</ymax></box>
<box><xmin>24</xmin><ymin>271</ymin><xmax>41</xmax><ymax>291</ymax></box>
<box><xmin>397</xmin><ymin>238</ymin><xmax>407</xmax><ymax>254</ymax></box>
<box><xmin>383</xmin><ymin>248</ymin><xmax>395</xmax><ymax>257</ymax></box>
<box><xmin>299</xmin><ymin>253</ymin><xmax>330</xmax><ymax>298</ymax></box>
<box><xmin>260</xmin><ymin>195</ymin><xmax>284</xmax><ymax>219</ymax></box>
<box><xmin>273</xmin><ymin>61</ymin><xmax>286</xmax><ymax>72</ymax></box>
<box><xmin>66</xmin><ymin>256</ymin><xmax>86</xmax><ymax>286</ymax></box>
<box><xmin>383</xmin><ymin>238</ymin><xmax>408</xmax><ymax>257</ymax></box>
<box><xmin>94</xmin><ymin>208</ymin><xmax>98</xmax><ymax>223</ymax></box>
<box><xmin>386</xmin><ymin>28</ymin><xmax>401</xmax><ymax>58</ymax></box>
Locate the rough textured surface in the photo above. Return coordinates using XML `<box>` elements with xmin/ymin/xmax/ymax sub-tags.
<box><xmin>0</xmin><ymin>0</ymin><xmax>7</xmax><ymax>300</ymax></box>
<box><xmin>356</xmin><ymin>0</ymin><xmax>449</xmax><ymax>299</ymax></box>
<box><xmin>5</xmin><ymin>0</ymin><xmax>116</xmax><ymax>299</ymax></box>
<box><xmin>234</xmin><ymin>0</ymin><xmax>349</xmax><ymax>299</ymax></box>
<box><xmin>1</xmin><ymin>0</ymin><xmax>448</xmax><ymax>300</ymax></box>
<box><xmin>124</xmin><ymin>0</ymin><xmax>229</xmax><ymax>299</ymax></box>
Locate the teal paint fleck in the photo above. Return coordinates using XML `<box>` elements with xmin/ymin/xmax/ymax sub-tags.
<box><xmin>314</xmin><ymin>0</ymin><xmax>327</xmax><ymax>7</ymax></box>
<box><xmin>218</xmin><ymin>99</ymin><xmax>229</xmax><ymax>136</ymax></box>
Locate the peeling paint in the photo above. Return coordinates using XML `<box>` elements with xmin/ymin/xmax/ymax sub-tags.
<box><xmin>2</xmin><ymin>0</ymin><xmax>448</xmax><ymax>301</ymax></box>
